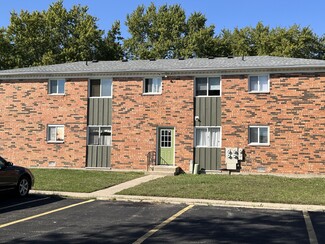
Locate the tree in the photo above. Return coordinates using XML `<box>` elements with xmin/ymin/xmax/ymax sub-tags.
<box><xmin>0</xmin><ymin>28</ymin><xmax>12</xmax><ymax>70</ymax></box>
<box><xmin>216</xmin><ymin>22</ymin><xmax>324</xmax><ymax>59</ymax></box>
<box><xmin>97</xmin><ymin>21</ymin><xmax>124</xmax><ymax>61</ymax></box>
<box><xmin>123</xmin><ymin>3</ymin><xmax>216</xmax><ymax>59</ymax></box>
<box><xmin>5</xmin><ymin>0</ymin><xmax>121</xmax><ymax>68</ymax></box>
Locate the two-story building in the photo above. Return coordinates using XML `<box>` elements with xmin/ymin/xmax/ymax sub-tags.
<box><xmin>0</xmin><ymin>56</ymin><xmax>324</xmax><ymax>174</ymax></box>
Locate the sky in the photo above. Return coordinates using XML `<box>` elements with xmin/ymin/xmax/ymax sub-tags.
<box><xmin>0</xmin><ymin>0</ymin><xmax>324</xmax><ymax>38</ymax></box>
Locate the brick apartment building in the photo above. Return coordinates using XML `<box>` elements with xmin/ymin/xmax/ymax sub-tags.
<box><xmin>0</xmin><ymin>56</ymin><xmax>324</xmax><ymax>174</ymax></box>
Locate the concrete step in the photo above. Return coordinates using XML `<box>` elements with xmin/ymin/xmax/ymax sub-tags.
<box><xmin>147</xmin><ymin>165</ymin><xmax>180</xmax><ymax>176</ymax></box>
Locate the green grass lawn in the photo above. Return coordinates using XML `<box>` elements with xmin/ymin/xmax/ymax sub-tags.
<box><xmin>31</xmin><ymin>169</ymin><xmax>144</xmax><ymax>193</ymax></box>
<box><xmin>118</xmin><ymin>174</ymin><xmax>325</xmax><ymax>205</ymax></box>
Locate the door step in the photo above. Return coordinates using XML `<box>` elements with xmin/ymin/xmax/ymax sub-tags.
<box><xmin>147</xmin><ymin>165</ymin><xmax>180</xmax><ymax>176</ymax></box>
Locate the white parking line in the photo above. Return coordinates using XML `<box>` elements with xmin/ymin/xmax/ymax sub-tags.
<box><xmin>133</xmin><ymin>204</ymin><xmax>194</xmax><ymax>244</ymax></box>
<box><xmin>0</xmin><ymin>197</ymin><xmax>51</xmax><ymax>211</ymax></box>
<box><xmin>0</xmin><ymin>199</ymin><xmax>95</xmax><ymax>229</ymax></box>
<box><xmin>303</xmin><ymin>211</ymin><xmax>318</xmax><ymax>244</ymax></box>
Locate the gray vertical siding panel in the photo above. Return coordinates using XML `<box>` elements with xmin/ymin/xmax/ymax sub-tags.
<box><xmin>87</xmin><ymin>98</ymin><xmax>112</xmax><ymax>167</ymax></box>
<box><xmin>87</xmin><ymin>146</ymin><xmax>111</xmax><ymax>167</ymax></box>
<box><xmin>88</xmin><ymin>98</ymin><xmax>112</xmax><ymax>126</ymax></box>
<box><xmin>194</xmin><ymin>96</ymin><xmax>222</xmax><ymax>170</ymax></box>
<box><xmin>195</xmin><ymin>148</ymin><xmax>221</xmax><ymax>170</ymax></box>
<box><xmin>195</xmin><ymin>97</ymin><xmax>221</xmax><ymax>126</ymax></box>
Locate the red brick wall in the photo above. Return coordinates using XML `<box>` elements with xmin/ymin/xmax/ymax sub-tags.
<box><xmin>222</xmin><ymin>73</ymin><xmax>325</xmax><ymax>174</ymax></box>
<box><xmin>111</xmin><ymin>77</ymin><xmax>194</xmax><ymax>170</ymax></box>
<box><xmin>0</xmin><ymin>78</ymin><xmax>88</xmax><ymax>168</ymax></box>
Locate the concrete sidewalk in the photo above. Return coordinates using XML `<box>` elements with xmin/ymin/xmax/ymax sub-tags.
<box><xmin>31</xmin><ymin>174</ymin><xmax>325</xmax><ymax>212</ymax></box>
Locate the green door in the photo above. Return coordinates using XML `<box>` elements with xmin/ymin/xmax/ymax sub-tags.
<box><xmin>159</xmin><ymin>128</ymin><xmax>175</xmax><ymax>165</ymax></box>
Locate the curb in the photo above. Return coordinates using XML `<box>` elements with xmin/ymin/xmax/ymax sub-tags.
<box><xmin>30</xmin><ymin>190</ymin><xmax>325</xmax><ymax>212</ymax></box>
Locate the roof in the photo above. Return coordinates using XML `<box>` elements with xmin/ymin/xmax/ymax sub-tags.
<box><xmin>1</xmin><ymin>56</ymin><xmax>325</xmax><ymax>78</ymax></box>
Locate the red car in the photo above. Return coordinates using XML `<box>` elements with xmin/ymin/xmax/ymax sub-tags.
<box><xmin>0</xmin><ymin>156</ymin><xmax>34</xmax><ymax>197</ymax></box>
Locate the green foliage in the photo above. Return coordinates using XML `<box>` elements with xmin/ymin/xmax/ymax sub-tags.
<box><xmin>3</xmin><ymin>0</ymin><xmax>121</xmax><ymax>69</ymax></box>
<box><xmin>119</xmin><ymin>174</ymin><xmax>325</xmax><ymax>205</ymax></box>
<box><xmin>216</xmin><ymin>22</ymin><xmax>324</xmax><ymax>59</ymax></box>
<box><xmin>0</xmin><ymin>28</ymin><xmax>12</xmax><ymax>70</ymax></box>
<box><xmin>31</xmin><ymin>169</ymin><xmax>143</xmax><ymax>193</ymax></box>
<box><xmin>123</xmin><ymin>3</ymin><xmax>216</xmax><ymax>59</ymax></box>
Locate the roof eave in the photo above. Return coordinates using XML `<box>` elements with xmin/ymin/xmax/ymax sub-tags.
<box><xmin>1</xmin><ymin>65</ymin><xmax>325</xmax><ymax>79</ymax></box>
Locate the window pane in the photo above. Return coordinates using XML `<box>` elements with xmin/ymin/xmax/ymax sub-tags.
<box><xmin>259</xmin><ymin>75</ymin><xmax>269</xmax><ymax>91</ymax></box>
<box><xmin>144</xmin><ymin>79</ymin><xmax>152</xmax><ymax>93</ymax></box>
<box><xmin>101</xmin><ymin>79</ymin><xmax>112</xmax><ymax>96</ymax></box>
<box><xmin>90</xmin><ymin>79</ymin><xmax>100</xmax><ymax>97</ymax></box>
<box><xmin>100</xmin><ymin>127</ymin><xmax>111</xmax><ymax>145</ymax></box>
<box><xmin>58</xmin><ymin>80</ymin><xmax>65</xmax><ymax>94</ymax></box>
<box><xmin>259</xmin><ymin>127</ymin><xmax>268</xmax><ymax>143</ymax></box>
<box><xmin>196</xmin><ymin>78</ymin><xmax>207</xmax><ymax>96</ymax></box>
<box><xmin>49</xmin><ymin>127</ymin><xmax>56</xmax><ymax>141</ymax></box>
<box><xmin>56</xmin><ymin>126</ymin><xmax>64</xmax><ymax>141</ymax></box>
<box><xmin>249</xmin><ymin>127</ymin><xmax>258</xmax><ymax>143</ymax></box>
<box><xmin>152</xmin><ymin>77</ymin><xmax>161</xmax><ymax>93</ymax></box>
<box><xmin>208</xmin><ymin>77</ymin><xmax>220</xmax><ymax>96</ymax></box>
<box><xmin>196</xmin><ymin>128</ymin><xmax>207</xmax><ymax>146</ymax></box>
<box><xmin>50</xmin><ymin>80</ymin><xmax>57</xmax><ymax>94</ymax></box>
<box><xmin>89</xmin><ymin>127</ymin><xmax>99</xmax><ymax>145</ymax></box>
<box><xmin>210</xmin><ymin>128</ymin><xmax>220</xmax><ymax>147</ymax></box>
<box><xmin>249</xmin><ymin>76</ymin><xmax>258</xmax><ymax>91</ymax></box>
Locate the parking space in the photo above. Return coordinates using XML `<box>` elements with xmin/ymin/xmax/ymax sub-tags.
<box><xmin>0</xmin><ymin>195</ymin><xmax>323</xmax><ymax>243</ymax></box>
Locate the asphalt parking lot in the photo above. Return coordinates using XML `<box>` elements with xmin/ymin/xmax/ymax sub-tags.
<box><xmin>0</xmin><ymin>194</ymin><xmax>324</xmax><ymax>243</ymax></box>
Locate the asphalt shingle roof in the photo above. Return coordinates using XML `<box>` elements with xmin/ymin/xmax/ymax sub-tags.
<box><xmin>1</xmin><ymin>56</ymin><xmax>325</xmax><ymax>77</ymax></box>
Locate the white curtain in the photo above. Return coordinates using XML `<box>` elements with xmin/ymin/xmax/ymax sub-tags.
<box><xmin>210</xmin><ymin>128</ymin><xmax>220</xmax><ymax>147</ymax></box>
<box><xmin>152</xmin><ymin>78</ymin><xmax>161</xmax><ymax>93</ymax></box>
<box><xmin>196</xmin><ymin>128</ymin><xmax>207</xmax><ymax>146</ymax></box>
<box><xmin>259</xmin><ymin>75</ymin><xmax>268</xmax><ymax>91</ymax></box>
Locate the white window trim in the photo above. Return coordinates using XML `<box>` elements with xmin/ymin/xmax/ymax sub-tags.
<box><xmin>47</xmin><ymin>125</ymin><xmax>64</xmax><ymax>143</ymax></box>
<box><xmin>248</xmin><ymin>125</ymin><xmax>270</xmax><ymax>146</ymax></box>
<box><xmin>143</xmin><ymin>77</ymin><xmax>162</xmax><ymax>95</ymax></box>
<box><xmin>195</xmin><ymin>76</ymin><xmax>222</xmax><ymax>97</ymax></box>
<box><xmin>195</xmin><ymin>126</ymin><xmax>222</xmax><ymax>148</ymax></box>
<box><xmin>87</xmin><ymin>125</ymin><xmax>112</xmax><ymax>146</ymax></box>
<box><xmin>48</xmin><ymin>79</ymin><xmax>65</xmax><ymax>95</ymax></box>
<box><xmin>248</xmin><ymin>74</ymin><xmax>270</xmax><ymax>93</ymax></box>
<box><xmin>89</xmin><ymin>78</ymin><xmax>113</xmax><ymax>98</ymax></box>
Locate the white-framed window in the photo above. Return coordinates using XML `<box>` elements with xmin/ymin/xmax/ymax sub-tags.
<box><xmin>249</xmin><ymin>75</ymin><xmax>269</xmax><ymax>92</ymax></box>
<box><xmin>89</xmin><ymin>78</ymin><xmax>112</xmax><ymax>97</ymax></box>
<box><xmin>160</xmin><ymin>129</ymin><xmax>172</xmax><ymax>148</ymax></box>
<box><xmin>88</xmin><ymin>126</ymin><xmax>112</xmax><ymax>146</ymax></box>
<box><xmin>195</xmin><ymin>126</ymin><xmax>221</xmax><ymax>148</ymax></box>
<box><xmin>143</xmin><ymin>77</ymin><xmax>162</xmax><ymax>94</ymax></box>
<box><xmin>195</xmin><ymin>77</ymin><xmax>221</xmax><ymax>96</ymax></box>
<box><xmin>47</xmin><ymin>125</ymin><xmax>64</xmax><ymax>143</ymax></box>
<box><xmin>49</xmin><ymin>79</ymin><xmax>65</xmax><ymax>94</ymax></box>
<box><xmin>249</xmin><ymin>126</ymin><xmax>269</xmax><ymax>145</ymax></box>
